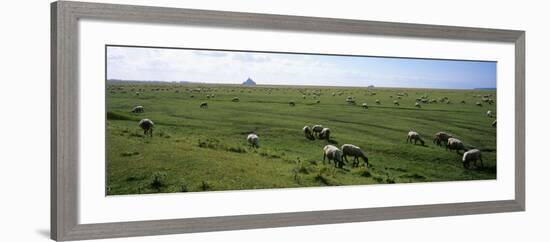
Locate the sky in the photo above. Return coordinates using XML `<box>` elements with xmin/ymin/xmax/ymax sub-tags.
<box><xmin>107</xmin><ymin>46</ymin><xmax>496</xmax><ymax>89</ymax></box>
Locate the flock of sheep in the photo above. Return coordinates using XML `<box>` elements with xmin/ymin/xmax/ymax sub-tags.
<box><xmin>408</xmin><ymin>131</ymin><xmax>484</xmax><ymax>169</ymax></box>
<box><xmin>126</xmin><ymin>86</ymin><xmax>494</xmax><ymax>174</ymax></box>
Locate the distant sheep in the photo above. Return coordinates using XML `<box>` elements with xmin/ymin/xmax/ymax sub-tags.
<box><xmin>462</xmin><ymin>149</ymin><xmax>484</xmax><ymax>168</ymax></box>
<box><xmin>232</xmin><ymin>97</ymin><xmax>240</xmax><ymax>102</ymax></box>
<box><xmin>393</xmin><ymin>100</ymin><xmax>399</xmax><ymax>106</ymax></box>
<box><xmin>200</xmin><ymin>102</ymin><xmax>208</xmax><ymax>109</ymax></box>
<box><xmin>303</xmin><ymin>126</ymin><xmax>314</xmax><ymax>140</ymax></box>
<box><xmin>492</xmin><ymin>120</ymin><xmax>497</xmax><ymax>127</ymax></box>
<box><xmin>461</xmin><ymin>100</ymin><xmax>466</xmax><ymax>104</ymax></box>
<box><xmin>247</xmin><ymin>133</ymin><xmax>259</xmax><ymax>148</ymax></box>
<box><xmin>138</xmin><ymin>119</ymin><xmax>154</xmax><ymax>137</ymax></box>
<box><xmin>131</xmin><ymin>105</ymin><xmax>144</xmax><ymax>113</ymax></box>
<box><xmin>362</xmin><ymin>103</ymin><xmax>368</xmax><ymax>109</ymax></box>
<box><xmin>486</xmin><ymin>110</ymin><xmax>493</xmax><ymax>117</ymax></box>
<box><xmin>433</xmin><ymin>132</ymin><xmax>452</xmax><ymax>147</ymax></box>
<box><xmin>375</xmin><ymin>99</ymin><xmax>381</xmax><ymax>104</ymax></box>
<box><xmin>289</xmin><ymin>101</ymin><xmax>296</xmax><ymax>106</ymax></box>
<box><xmin>476</xmin><ymin>102</ymin><xmax>482</xmax><ymax>107</ymax></box>
<box><xmin>341</xmin><ymin>144</ymin><xmax>369</xmax><ymax>167</ymax></box>
<box><xmin>323</xmin><ymin>145</ymin><xmax>344</xmax><ymax>168</ymax></box>
<box><xmin>446</xmin><ymin>138</ymin><xmax>466</xmax><ymax>154</ymax></box>
<box><xmin>415</xmin><ymin>102</ymin><xmax>421</xmax><ymax>108</ymax></box>
<box><xmin>312</xmin><ymin>125</ymin><xmax>323</xmax><ymax>137</ymax></box>
<box><xmin>319</xmin><ymin>128</ymin><xmax>331</xmax><ymax>141</ymax></box>
<box><xmin>406</xmin><ymin>131</ymin><xmax>425</xmax><ymax>145</ymax></box>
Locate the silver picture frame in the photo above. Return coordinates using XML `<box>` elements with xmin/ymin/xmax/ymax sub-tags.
<box><xmin>51</xmin><ymin>1</ymin><xmax>525</xmax><ymax>240</ymax></box>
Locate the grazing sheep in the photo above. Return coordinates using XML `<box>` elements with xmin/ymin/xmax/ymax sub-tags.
<box><xmin>486</xmin><ymin>110</ymin><xmax>493</xmax><ymax>117</ymax></box>
<box><xmin>362</xmin><ymin>103</ymin><xmax>368</xmax><ymax>109</ymax></box>
<box><xmin>323</xmin><ymin>145</ymin><xmax>344</xmax><ymax>168</ymax></box>
<box><xmin>375</xmin><ymin>99</ymin><xmax>381</xmax><ymax>104</ymax></box>
<box><xmin>341</xmin><ymin>144</ymin><xmax>369</xmax><ymax>167</ymax></box>
<box><xmin>433</xmin><ymin>132</ymin><xmax>453</xmax><ymax>146</ymax></box>
<box><xmin>462</xmin><ymin>149</ymin><xmax>484</xmax><ymax>168</ymax></box>
<box><xmin>131</xmin><ymin>105</ymin><xmax>144</xmax><ymax>113</ymax></box>
<box><xmin>393</xmin><ymin>100</ymin><xmax>399</xmax><ymax>106</ymax></box>
<box><xmin>232</xmin><ymin>97</ymin><xmax>240</xmax><ymax>102</ymax></box>
<box><xmin>247</xmin><ymin>133</ymin><xmax>259</xmax><ymax>148</ymax></box>
<box><xmin>319</xmin><ymin>128</ymin><xmax>331</xmax><ymax>141</ymax></box>
<box><xmin>476</xmin><ymin>101</ymin><xmax>482</xmax><ymax>107</ymax></box>
<box><xmin>415</xmin><ymin>102</ymin><xmax>421</xmax><ymax>108</ymax></box>
<box><xmin>289</xmin><ymin>101</ymin><xmax>296</xmax><ymax>106</ymax></box>
<box><xmin>406</xmin><ymin>131</ymin><xmax>425</xmax><ymax>145</ymax></box>
<box><xmin>312</xmin><ymin>125</ymin><xmax>323</xmax><ymax>137</ymax></box>
<box><xmin>138</xmin><ymin>119</ymin><xmax>154</xmax><ymax>137</ymax></box>
<box><xmin>492</xmin><ymin>120</ymin><xmax>497</xmax><ymax>127</ymax></box>
<box><xmin>461</xmin><ymin>100</ymin><xmax>466</xmax><ymax>104</ymax></box>
<box><xmin>303</xmin><ymin>126</ymin><xmax>314</xmax><ymax>140</ymax></box>
<box><xmin>446</xmin><ymin>138</ymin><xmax>466</xmax><ymax>154</ymax></box>
<box><xmin>200</xmin><ymin>102</ymin><xmax>208</xmax><ymax>109</ymax></box>
<box><xmin>303</xmin><ymin>95</ymin><xmax>306</xmax><ymax>99</ymax></box>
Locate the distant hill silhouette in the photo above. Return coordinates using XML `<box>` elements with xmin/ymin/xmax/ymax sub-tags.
<box><xmin>242</xmin><ymin>77</ymin><xmax>256</xmax><ymax>86</ymax></box>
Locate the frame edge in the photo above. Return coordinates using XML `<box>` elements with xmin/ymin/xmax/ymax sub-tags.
<box><xmin>51</xmin><ymin>1</ymin><xmax>527</xmax><ymax>240</ymax></box>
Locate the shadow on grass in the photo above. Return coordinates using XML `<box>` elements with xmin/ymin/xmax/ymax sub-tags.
<box><xmin>327</xmin><ymin>139</ymin><xmax>339</xmax><ymax>145</ymax></box>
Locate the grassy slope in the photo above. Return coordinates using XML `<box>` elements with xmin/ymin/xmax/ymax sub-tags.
<box><xmin>106</xmin><ymin>83</ymin><xmax>496</xmax><ymax>195</ymax></box>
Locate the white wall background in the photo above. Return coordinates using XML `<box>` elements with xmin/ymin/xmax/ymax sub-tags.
<box><xmin>0</xmin><ymin>0</ymin><xmax>547</xmax><ymax>241</ymax></box>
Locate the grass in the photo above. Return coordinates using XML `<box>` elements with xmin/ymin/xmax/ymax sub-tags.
<box><xmin>106</xmin><ymin>82</ymin><xmax>497</xmax><ymax>195</ymax></box>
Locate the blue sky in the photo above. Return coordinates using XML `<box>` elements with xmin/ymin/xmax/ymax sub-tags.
<box><xmin>107</xmin><ymin>46</ymin><xmax>496</xmax><ymax>89</ymax></box>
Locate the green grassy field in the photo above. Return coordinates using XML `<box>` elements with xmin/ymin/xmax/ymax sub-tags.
<box><xmin>106</xmin><ymin>82</ymin><xmax>497</xmax><ymax>195</ymax></box>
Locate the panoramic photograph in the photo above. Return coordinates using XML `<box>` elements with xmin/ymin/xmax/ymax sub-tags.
<box><xmin>106</xmin><ymin>45</ymin><xmax>497</xmax><ymax>195</ymax></box>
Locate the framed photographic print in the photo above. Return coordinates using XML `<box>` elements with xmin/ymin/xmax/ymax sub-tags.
<box><xmin>51</xmin><ymin>1</ymin><xmax>525</xmax><ymax>241</ymax></box>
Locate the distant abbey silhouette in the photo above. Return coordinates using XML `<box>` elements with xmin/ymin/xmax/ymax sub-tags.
<box><xmin>242</xmin><ymin>77</ymin><xmax>257</xmax><ymax>86</ymax></box>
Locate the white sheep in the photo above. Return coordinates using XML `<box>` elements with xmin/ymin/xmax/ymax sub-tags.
<box><xmin>375</xmin><ymin>99</ymin><xmax>381</xmax><ymax>104</ymax></box>
<box><xmin>476</xmin><ymin>101</ymin><xmax>482</xmax><ymax>107</ymax></box>
<box><xmin>341</xmin><ymin>144</ymin><xmax>369</xmax><ymax>167</ymax></box>
<box><xmin>415</xmin><ymin>102</ymin><xmax>421</xmax><ymax>108</ymax></box>
<box><xmin>446</xmin><ymin>137</ymin><xmax>466</xmax><ymax>154</ymax></box>
<box><xmin>200</xmin><ymin>102</ymin><xmax>208</xmax><ymax>109</ymax></box>
<box><xmin>312</xmin><ymin>125</ymin><xmax>323</xmax><ymax>137</ymax></box>
<box><xmin>486</xmin><ymin>110</ymin><xmax>493</xmax><ymax>117</ymax></box>
<box><xmin>303</xmin><ymin>126</ymin><xmax>314</xmax><ymax>140</ymax></box>
<box><xmin>492</xmin><ymin>120</ymin><xmax>497</xmax><ymax>127</ymax></box>
<box><xmin>138</xmin><ymin>119</ymin><xmax>154</xmax><ymax>137</ymax></box>
<box><xmin>319</xmin><ymin>128</ymin><xmax>331</xmax><ymax>141</ymax></box>
<box><xmin>362</xmin><ymin>103</ymin><xmax>368</xmax><ymax>109</ymax></box>
<box><xmin>247</xmin><ymin>133</ymin><xmax>259</xmax><ymax>148</ymax></box>
<box><xmin>289</xmin><ymin>100</ymin><xmax>296</xmax><ymax>106</ymax></box>
<box><xmin>462</xmin><ymin>149</ymin><xmax>484</xmax><ymax>168</ymax></box>
<box><xmin>323</xmin><ymin>145</ymin><xmax>344</xmax><ymax>168</ymax></box>
<box><xmin>232</xmin><ymin>97</ymin><xmax>240</xmax><ymax>102</ymax></box>
<box><xmin>433</xmin><ymin>132</ymin><xmax>452</xmax><ymax>146</ymax></box>
<box><xmin>131</xmin><ymin>105</ymin><xmax>144</xmax><ymax>113</ymax></box>
<box><xmin>393</xmin><ymin>100</ymin><xmax>399</xmax><ymax>106</ymax></box>
<box><xmin>406</xmin><ymin>131</ymin><xmax>425</xmax><ymax>145</ymax></box>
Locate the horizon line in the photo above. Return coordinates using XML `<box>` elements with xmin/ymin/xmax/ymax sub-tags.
<box><xmin>106</xmin><ymin>79</ymin><xmax>496</xmax><ymax>91</ymax></box>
